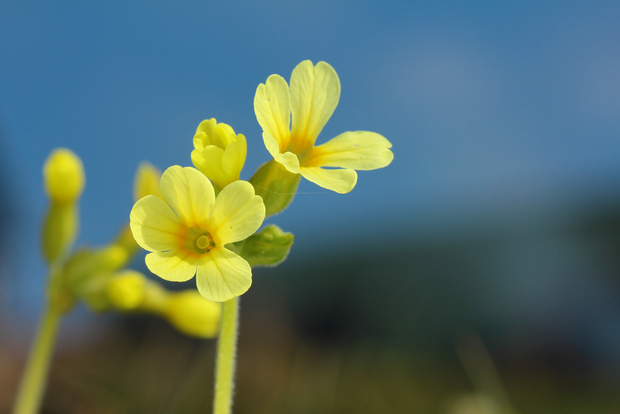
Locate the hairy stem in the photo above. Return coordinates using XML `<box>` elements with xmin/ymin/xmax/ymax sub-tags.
<box><xmin>213</xmin><ymin>297</ymin><xmax>239</xmax><ymax>414</ymax></box>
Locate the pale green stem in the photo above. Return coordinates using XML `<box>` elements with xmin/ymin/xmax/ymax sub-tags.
<box><xmin>213</xmin><ymin>297</ymin><xmax>239</xmax><ymax>414</ymax></box>
<box><xmin>12</xmin><ymin>302</ymin><xmax>63</xmax><ymax>414</ymax></box>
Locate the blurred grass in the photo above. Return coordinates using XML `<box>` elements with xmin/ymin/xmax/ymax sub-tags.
<box><xmin>2</xmin><ymin>305</ymin><xmax>619</xmax><ymax>414</ymax></box>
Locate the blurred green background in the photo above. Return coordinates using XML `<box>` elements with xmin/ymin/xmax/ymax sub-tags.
<box><xmin>2</xmin><ymin>1</ymin><xmax>620</xmax><ymax>413</ymax></box>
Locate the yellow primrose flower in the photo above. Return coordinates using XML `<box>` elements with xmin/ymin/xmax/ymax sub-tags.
<box><xmin>254</xmin><ymin>60</ymin><xmax>394</xmax><ymax>194</ymax></box>
<box><xmin>130</xmin><ymin>166</ymin><xmax>265</xmax><ymax>302</ymax></box>
<box><xmin>191</xmin><ymin>118</ymin><xmax>247</xmax><ymax>191</ymax></box>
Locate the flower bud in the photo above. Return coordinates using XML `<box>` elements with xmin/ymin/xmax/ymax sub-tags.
<box><xmin>41</xmin><ymin>149</ymin><xmax>85</xmax><ymax>263</ymax></box>
<box><xmin>238</xmin><ymin>224</ymin><xmax>294</xmax><ymax>267</ymax></box>
<box><xmin>43</xmin><ymin>148</ymin><xmax>85</xmax><ymax>205</ymax></box>
<box><xmin>163</xmin><ymin>290</ymin><xmax>221</xmax><ymax>338</ymax></box>
<box><xmin>191</xmin><ymin>118</ymin><xmax>247</xmax><ymax>192</ymax></box>
<box><xmin>133</xmin><ymin>161</ymin><xmax>164</xmax><ymax>202</ymax></box>
<box><xmin>106</xmin><ymin>270</ymin><xmax>147</xmax><ymax>311</ymax></box>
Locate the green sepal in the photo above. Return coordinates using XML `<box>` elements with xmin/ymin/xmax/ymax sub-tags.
<box><xmin>249</xmin><ymin>160</ymin><xmax>301</xmax><ymax>217</ymax></box>
<box><xmin>238</xmin><ymin>225</ymin><xmax>294</xmax><ymax>267</ymax></box>
<box><xmin>78</xmin><ymin>274</ymin><xmax>112</xmax><ymax>313</ymax></box>
<box><xmin>41</xmin><ymin>204</ymin><xmax>78</xmax><ymax>264</ymax></box>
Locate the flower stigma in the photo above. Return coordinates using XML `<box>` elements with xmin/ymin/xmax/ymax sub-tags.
<box><xmin>196</xmin><ymin>233</ymin><xmax>215</xmax><ymax>253</ymax></box>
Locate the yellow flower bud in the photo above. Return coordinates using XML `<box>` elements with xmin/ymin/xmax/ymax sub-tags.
<box><xmin>133</xmin><ymin>161</ymin><xmax>165</xmax><ymax>202</ymax></box>
<box><xmin>41</xmin><ymin>149</ymin><xmax>85</xmax><ymax>263</ymax></box>
<box><xmin>43</xmin><ymin>148</ymin><xmax>85</xmax><ymax>205</ymax></box>
<box><xmin>191</xmin><ymin>118</ymin><xmax>247</xmax><ymax>192</ymax></box>
<box><xmin>106</xmin><ymin>270</ymin><xmax>147</xmax><ymax>311</ymax></box>
<box><xmin>163</xmin><ymin>290</ymin><xmax>221</xmax><ymax>338</ymax></box>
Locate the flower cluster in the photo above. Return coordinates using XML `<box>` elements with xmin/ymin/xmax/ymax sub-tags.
<box><xmin>17</xmin><ymin>60</ymin><xmax>394</xmax><ymax>414</ymax></box>
<box><xmin>40</xmin><ymin>154</ymin><xmax>221</xmax><ymax>338</ymax></box>
<box><xmin>129</xmin><ymin>60</ymin><xmax>393</xmax><ymax>303</ymax></box>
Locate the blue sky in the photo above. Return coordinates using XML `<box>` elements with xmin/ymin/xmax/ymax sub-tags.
<box><xmin>1</xmin><ymin>2</ymin><xmax>620</xmax><ymax>324</ymax></box>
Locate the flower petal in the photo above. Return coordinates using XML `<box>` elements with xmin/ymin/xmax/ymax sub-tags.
<box><xmin>130</xmin><ymin>195</ymin><xmax>182</xmax><ymax>252</ymax></box>
<box><xmin>191</xmin><ymin>146</ymin><xmax>229</xmax><ymax>189</ymax></box>
<box><xmin>195</xmin><ymin>248</ymin><xmax>252</xmax><ymax>302</ymax></box>
<box><xmin>222</xmin><ymin>133</ymin><xmax>247</xmax><ymax>178</ymax></box>
<box><xmin>145</xmin><ymin>250</ymin><xmax>197</xmax><ymax>282</ymax></box>
<box><xmin>306</xmin><ymin>131</ymin><xmax>394</xmax><ymax>170</ymax></box>
<box><xmin>263</xmin><ymin>133</ymin><xmax>300</xmax><ymax>174</ymax></box>
<box><xmin>290</xmin><ymin>60</ymin><xmax>340</xmax><ymax>146</ymax></box>
<box><xmin>299</xmin><ymin>166</ymin><xmax>358</xmax><ymax>194</ymax></box>
<box><xmin>160</xmin><ymin>166</ymin><xmax>215</xmax><ymax>227</ymax></box>
<box><xmin>254</xmin><ymin>74</ymin><xmax>291</xmax><ymax>151</ymax></box>
<box><xmin>210</xmin><ymin>180</ymin><xmax>265</xmax><ymax>243</ymax></box>
<box><xmin>194</xmin><ymin>119</ymin><xmax>217</xmax><ymax>147</ymax></box>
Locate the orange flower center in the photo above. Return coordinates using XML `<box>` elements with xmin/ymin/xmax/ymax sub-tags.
<box><xmin>179</xmin><ymin>226</ymin><xmax>216</xmax><ymax>255</ymax></box>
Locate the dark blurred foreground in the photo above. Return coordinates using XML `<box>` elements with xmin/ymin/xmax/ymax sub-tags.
<box><xmin>2</xmin><ymin>200</ymin><xmax>620</xmax><ymax>414</ymax></box>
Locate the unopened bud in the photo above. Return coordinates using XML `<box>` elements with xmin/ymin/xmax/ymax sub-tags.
<box><xmin>163</xmin><ymin>290</ymin><xmax>221</xmax><ymax>338</ymax></box>
<box><xmin>106</xmin><ymin>270</ymin><xmax>147</xmax><ymax>311</ymax></box>
<box><xmin>133</xmin><ymin>162</ymin><xmax>164</xmax><ymax>202</ymax></box>
<box><xmin>43</xmin><ymin>148</ymin><xmax>85</xmax><ymax>205</ymax></box>
<box><xmin>191</xmin><ymin>118</ymin><xmax>247</xmax><ymax>192</ymax></box>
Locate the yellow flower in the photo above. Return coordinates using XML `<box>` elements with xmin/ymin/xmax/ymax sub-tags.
<box><xmin>254</xmin><ymin>60</ymin><xmax>394</xmax><ymax>194</ymax></box>
<box><xmin>130</xmin><ymin>166</ymin><xmax>265</xmax><ymax>302</ymax></box>
<box><xmin>191</xmin><ymin>118</ymin><xmax>247</xmax><ymax>191</ymax></box>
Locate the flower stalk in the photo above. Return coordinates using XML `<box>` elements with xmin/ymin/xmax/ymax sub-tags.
<box><xmin>12</xmin><ymin>301</ymin><xmax>63</xmax><ymax>414</ymax></box>
<box><xmin>213</xmin><ymin>297</ymin><xmax>239</xmax><ymax>414</ymax></box>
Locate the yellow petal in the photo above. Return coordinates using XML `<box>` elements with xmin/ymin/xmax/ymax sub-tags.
<box><xmin>145</xmin><ymin>250</ymin><xmax>197</xmax><ymax>282</ymax></box>
<box><xmin>263</xmin><ymin>133</ymin><xmax>301</xmax><ymax>174</ymax></box>
<box><xmin>191</xmin><ymin>146</ymin><xmax>229</xmax><ymax>189</ymax></box>
<box><xmin>160</xmin><ymin>166</ymin><xmax>215</xmax><ymax>227</ymax></box>
<box><xmin>290</xmin><ymin>61</ymin><xmax>340</xmax><ymax>147</ymax></box>
<box><xmin>254</xmin><ymin>74</ymin><xmax>291</xmax><ymax>151</ymax></box>
<box><xmin>306</xmin><ymin>131</ymin><xmax>394</xmax><ymax>170</ymax></box>
<box><xmin>194</xmin><ymin>119</ymin><xmax>217</xmax><ymax>147</ymax></box>
<box><xmin>130</xmin><ymin>195</ymin><xmax>182</xmax><ymax>252</ymax></box>
<box><xmin>210</xmin><ymin>180</ymin><xmax>265</xmax><ymax>243</ymax></box>
<box><xmin>222</xmin><ymin>133</ymin><xmax>247</xmax><ymax>178</ymax></box>
<box><xmin>195</xmin><ymin>247</ymin><xmax>252</xmax><ymax>302</ymax></box>
<box><xmin>299</xmin><ymin>166</ymin><xmax>358</xmax><ymax>194</ymax></box>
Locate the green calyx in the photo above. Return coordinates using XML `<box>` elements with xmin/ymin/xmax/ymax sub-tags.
<box><xmin>249</xmin><ymin>160</ymin><xmax>301</xmax><ymax>217</ymax></box>
<box><xmin>237</xmin><ymin>224</ymin><xmax>294</xmax><ymax>268</ymax></box>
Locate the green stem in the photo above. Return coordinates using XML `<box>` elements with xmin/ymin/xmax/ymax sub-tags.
<box><xmin>213</xmin><ymin>297</ymin><xmax>239</xmax><ymax>414</ymax></box>
<box><xmin>12</xmin><ymin>302</ymin><xmax>63</xmax><ymax>414</ymax></box>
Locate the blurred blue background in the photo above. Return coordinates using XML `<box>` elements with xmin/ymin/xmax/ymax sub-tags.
<box><xmin>1</xmin><ymin>1</ymin><xmax>620</xmax><ymax>413</ymax></box>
